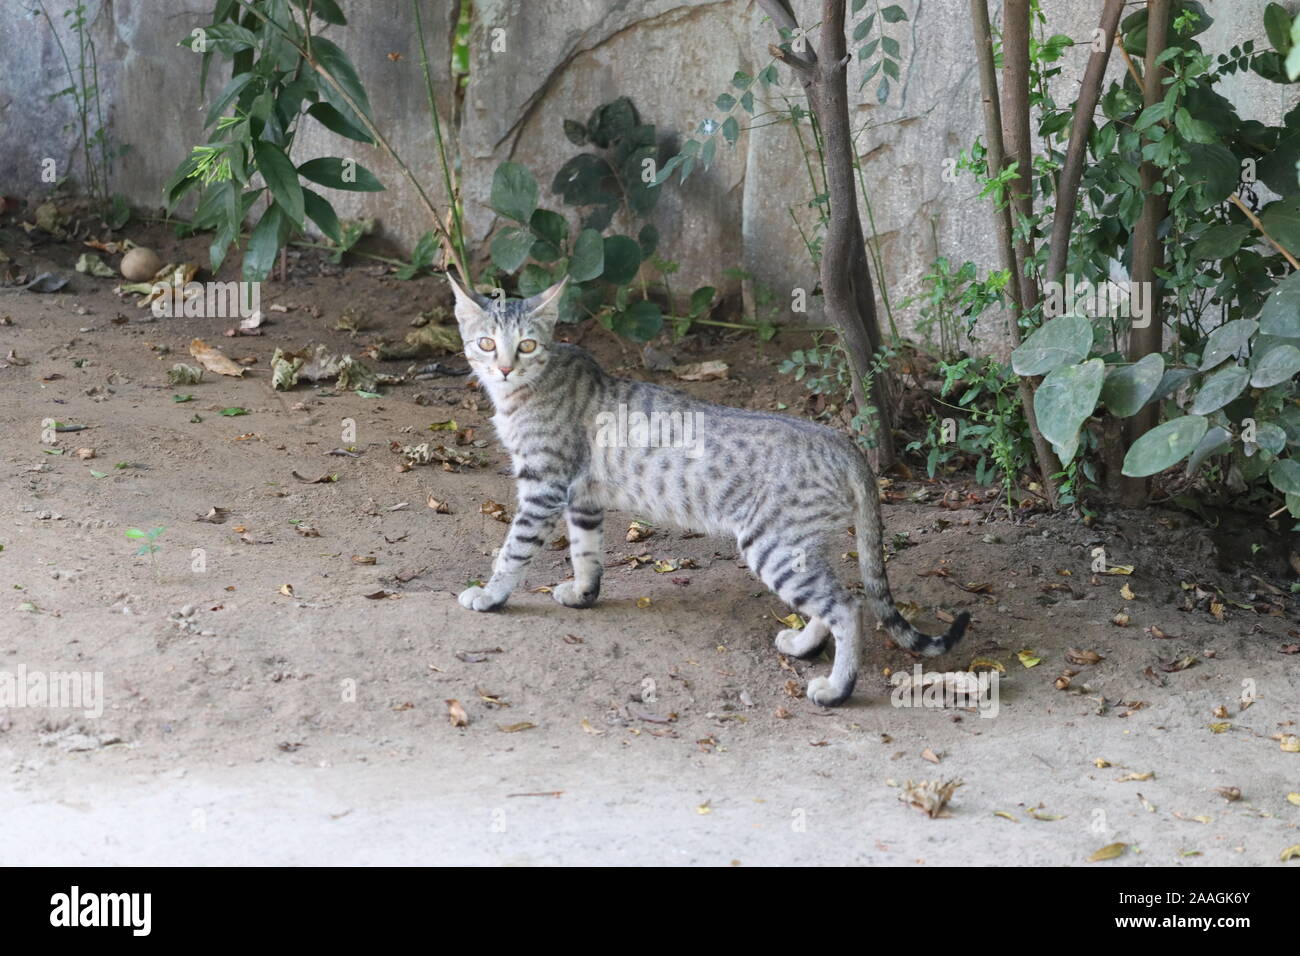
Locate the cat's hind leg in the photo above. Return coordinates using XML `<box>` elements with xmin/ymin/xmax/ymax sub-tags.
<box><xmin>775</xmin><ymin>616</ymin><xmax>830</xmax><ymax>658</ymax></box>
<box><xmin>553</xmin><ymin>488</ymin><xmax>604</xmax><ymax>609</ymax></box>
<box><xmin>742</xmin><ymin>534</ymin><xmax>860</xmax><ymax>706</ymax></box>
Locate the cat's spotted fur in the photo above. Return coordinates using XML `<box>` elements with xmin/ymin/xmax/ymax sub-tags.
<box><xmin>449</xmin><ymin>275</ymin><xmax>969</xmax><ymax>706</ymax></box>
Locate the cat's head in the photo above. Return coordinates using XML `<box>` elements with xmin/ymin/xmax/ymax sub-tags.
<box><xmin>447</xmin><ymin>273</ymin><xmax>568</xmax><ymax>397</ymax></box>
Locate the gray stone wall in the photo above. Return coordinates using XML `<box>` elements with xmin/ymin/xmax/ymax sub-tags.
<box><xmin>1</xmin><ymin>0</ymin><xmax>1293</xmax><ymax>340</ymax></box>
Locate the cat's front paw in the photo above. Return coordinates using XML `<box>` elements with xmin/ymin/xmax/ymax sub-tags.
<box><xmin>775</xmin><ymin>627</ymin><xmax>828</xmax><ymax>659</ymax></box>
<box><xmin>458</xmin><ymin>584</ymin><xmax>506</xmax><ymax>612</ymax></box>
<box><xmin>552</xmin><ymin>580</ymin><xmax>598</xmax><ymax>609</ymax></box>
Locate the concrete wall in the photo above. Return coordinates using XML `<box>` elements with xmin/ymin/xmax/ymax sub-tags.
<box><xmin>1</xmin><ymin>0</ymin><xmax>1294</xmax><ymax>339</ymax></box>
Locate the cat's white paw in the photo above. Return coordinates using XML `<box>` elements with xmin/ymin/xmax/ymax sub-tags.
<box><xmin>458</xmin><ymin>585</ymin><xmax>505</xmax><ymax>612</ymax></box>
<box><xmin>775</xmin><ymin>627</ymin><xmax>827</xmax><ymax>658</ymax></box>
<box><xmin>806</xmin><ymin>676</ymin><xmax>852</xmax><ymax>708</ymax></box>
<box><xmin>552</xmin><ymin>580</ymin><xmax>597</xmax><ymax>609</ymax></box>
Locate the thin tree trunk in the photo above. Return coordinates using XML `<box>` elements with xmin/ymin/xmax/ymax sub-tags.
<box><xmin>1122</xmin><ymin>0</ymin><xmax>1171</xmax><ymax>507</ymax></box>
<box><xmin>969</xmin><ymin>0</ymin><xmax>1062</xmax><ymax>507</ymax></box>
<box><xmin>1001</xmin><ymin>0</ymin><xmax>1038</xmax><ymax>316</ymax></box>
<box><xmin>758</xmin><ymin>0</ymin><xmax>896</xmax><ymax>470</ymax></box>
<box><xmin>1046</xmin><ymin>0</ymin><xmax>1125</xmax><ymax>288</ymax></box>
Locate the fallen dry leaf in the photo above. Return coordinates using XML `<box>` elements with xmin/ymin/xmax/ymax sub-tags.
<box><xmin>899</xmin><ymin>778</ymin><xmax>963</xmax><ymax>818</ymax></box>
<box><xmin>1088</xmin><ymin>842</ymin><xmax>1127</xmax><ymax>862</ymax></box>
<box><xmin>672</xmin><ymin>360</ymin><xmax>728</xmax><ymax>381</ymax></box>
<box><xmin>446</xmin><ymin>699</ymin><xmax>469</xmax><ymax>727</ymax></box>
<box><xmin>1066</xmin><ymin>648</ymin><xmax>1103</xmax><ymax>666</ymax></box>
<box><xmin>189</xmin><ymin>338</ymin><xmax>245</xmax><ymax>377</ymax></box>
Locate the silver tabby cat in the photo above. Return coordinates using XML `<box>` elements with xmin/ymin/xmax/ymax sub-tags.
<box><xmin>448</xmin><ymin>274</ymin><xmax>969</xmax><ymax>706</ymax></box>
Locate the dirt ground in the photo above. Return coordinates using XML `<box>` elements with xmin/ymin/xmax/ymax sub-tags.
<box><xmin>2</xmin><ymin>219</ymin><xmax>1299</xmax><ymax>866</ymax></box>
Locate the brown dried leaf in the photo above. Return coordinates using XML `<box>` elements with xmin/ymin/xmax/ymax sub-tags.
<box><xmin>189</xmin><ymin>338</ymin><xmax>245</xmax><ymax>377</ymax></box>
<box><xmin>1066</xmin><ymin>648</ymin><xmax>1103</xmax><ymax>665</ymax></box>
<box><xmin>446</xmin><ymin>699</ymin><xmax>469</xmax><ymax>727</ymax></box>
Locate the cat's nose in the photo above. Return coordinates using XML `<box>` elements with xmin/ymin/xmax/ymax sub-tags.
<box><xmin>499</xmin><ymin>366</ymin><xmax>513</xmax><ymax>378</ymax></box>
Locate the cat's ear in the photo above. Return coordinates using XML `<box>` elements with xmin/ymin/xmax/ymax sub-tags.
<box><xmin>446</xmin><ymin>271</ymin><xmax>489</xmax><ymax>326</ymax></box>
<box><xmin>523</xmin><ymin>276</ymin><xmax>569</xmax><ymax>325</ymax></box>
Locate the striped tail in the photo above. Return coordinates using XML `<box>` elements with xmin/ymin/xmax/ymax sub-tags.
<box><xmin>851</xmin><ymin>475</ymin><xmax>970</xmax><ymax>656</ymax></box>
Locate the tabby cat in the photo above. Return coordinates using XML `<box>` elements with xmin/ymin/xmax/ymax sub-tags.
<box><xmin>448</xmin><ymin>275</ymin><xmax>969</xmax><ymax>706</ymax></box>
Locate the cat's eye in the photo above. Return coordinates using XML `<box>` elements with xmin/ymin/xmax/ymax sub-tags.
<box><xmin>518</xmin><ymin>339</ymin><xmax>538</xmax><ymax>354</ymax></box>
<box><xmin>477</xmin><ymin>337</ymin><xmax>496</xmax><ymax>352</ymax></box>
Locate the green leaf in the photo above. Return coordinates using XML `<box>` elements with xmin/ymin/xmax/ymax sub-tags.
<box><xmin>1251</xmin><ymin>342</ymin><xmax>1300</xmax><ymax>387</ymax></box>
<box><xmin>1122</xmin><ymin>415</ymin><xmax>1209</xmax><ymax>477</ymax></box>
<box><xmin>562</xmin><ymin>119</ymin><xmax>588</xmax><ymax>146</ymax></box>
<box><xmin>302</xmin><ymin>187</ymin><xmax>342</xmax><ymax>243</ymax></box>
<box><xmin>529</xmin><ymin>209</ymin><xmax>568</xmax><ymax>249</ymax></box>
<box><xmin>1253</xmin><ymin>422</ymin><xmax>1288</xmax><ymax>454</ymax></box>
<box><xmin>552</xmin><ymin>154</ymin><xmax>616</xmax><ymax>206</ymax></box>
<box><xmin>689</xmin><ymin>286</ymin><xmax>717</xmax><ymax>316</ymax></box>
<box><xmin>1269</xmin><ymin>458</ymin><xmax>1300</xmax><ymax>494</ymax></box>
<box><xmin>1182</xmin><ymin>143</ymin><xmax>1239</xmax><ymax>205</ymax></box>
<box><xmin>585</xmin><ymin>97</ymin><xmax>638</xmax><ymax>149</ymax></box>
<box><xmin>297</xmin><ymin>157</ymin><xmax>384</xmax><ymax>192</ymax></box>
<box><xmin>1260</xmin><ymin>198</ymin><xmax>1300</xmax><ymax>257</ymax></box>
<box><xmin>489</xmin><ymin>226</ymin><xmax>535</xmax><ymax>273</ymax></box>
<box><xmin>296</xmin><ymin>0</ymin><xmax>346</xmax><ymax>25</ymax></box>
<box><xmin>490</xmin><ymin>161</ymin><xmax>539</xmax><ymax>223</ymax></box>
<box><xmin>1011</xmin><ymin>315</ymin><xmax>1094</xmax><ymax>376</ymax></box>
<box><xmin>1185</xmin><ymin>425</ymin><xmax>1232</xmax><ymax>476</ymax></box>
<box><xmin>220</xmin><ymin>407</ymin><xmax>248</xmax><ymax>416</ymax></box>
<box><xmin>1259</xmin><ymin>272</ymin><xmax>1300</xmax><ymax>337</ymax></box>
<box><xmin>306</xmin><ymin>102</ymin><xmax>374</xmax><ymax>144</ymax></box>
<box><xmin>611</xmin><ymin>300</ymin><xmax>663</xmax><ymax>341</ymax></box>
<box><xmin>569</xmin><ymin>229</ymin><xmax>605</xmax><ymax>282</ymax></box>
<box><xmin>517</xmin><ymin>264</ymin><xmax>556</xmax><ymax>298</ymax></box>
<box><xmin>1265</xmin><ymin>2</ymin><xmax>1293</xmax><ymax>55</ymax></box>
<box><xmin>312</xmin><ymin>37</ymin><xmax>373</xmax><ymax>124</ymax></box>
<box><xmin>881</xmin><ymin>4</ymin><xmax>908</xmax><ymax>23</ymax></box>
<box><xmin>1033</xmin><ymin>359</ymin><xmax>1105</xmax><ymax>463</ymax></box>
<box><xmin>1288</xmin><ymin>19</ymin><xmax>1300</xmax><ymax>80</ymax></box>
<box><xmin>1199</xmin><ymin>319</ymin><xmax>1258</xmax><ymax>370</ymax></box>
<box><xmin>252</xmin><ymin>140</ymin><xmax>304</xmax><ymax>228</ymax></box>
<box><xmin>205</xmin><ymin>72</ymin><xmax>258</xmax><ymax>129</ymax></box>
<box><xmin>638</xmin><ymin>223</ymin><xmax>659</xmax><ymax>257</ymax></box>
<box><xmin>124</xmin><ymin>528</ymin><xmax>146</xmax><ymax>539</ymax></box>
<box><xmin>722</xmin><ymin>116</ymin><xmax>740</xmax><ymax>145</ymax></box>
<box><xmin>1257</xmin><ymin>132</ymin><xmax>1300</xmax><ymax>196</ymax></box>
<box><xmin>1190</xmin><ymin>223</ymin><xmax>1252</xmax><ymax>261</ymax></box>
<box><xmin>1100</xmin><ymin>353</ymin><xmax>1165</xmax><ymax>417</ymax></box>
<box><xmin>242</xmin><ymin>202</ymin><xmax>286</xmax><ymax>282</ymax></box>
<box><xmin>1189</xmin><ymin>364</ymin><xmax>1250</xmax><ymax>414</ymax></box>
<box><xmin>601</xmin><ymin>235</ymin><xmax>642</xmax><ymax>285</ymax></box>
<box><xmin>198</xmin><ymin>23</ymin><xmax>258</xmax><ymax>53</ymax></box>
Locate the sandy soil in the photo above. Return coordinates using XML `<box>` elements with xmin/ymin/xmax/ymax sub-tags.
<box><xmin>1</xmin><ymin>221</ymin><xmax>1299</xmax><ymax>866</ymax></box>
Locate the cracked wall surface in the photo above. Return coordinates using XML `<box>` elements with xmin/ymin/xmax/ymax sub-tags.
<box><xmin>1</xmin><ymin>1</ymin><xmax>1292</xmax><ymax>339</ymax></box>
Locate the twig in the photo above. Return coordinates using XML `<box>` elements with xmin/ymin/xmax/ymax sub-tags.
<box><xmin>1046</xmin><ymin>0</ymin><xmax>1125</xmax><ymax>288</ymax></box>
<box><xmin>1229</xmin><ymin>193</ymin><xmax>1300</xmax><ymax>270</ymax></box>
